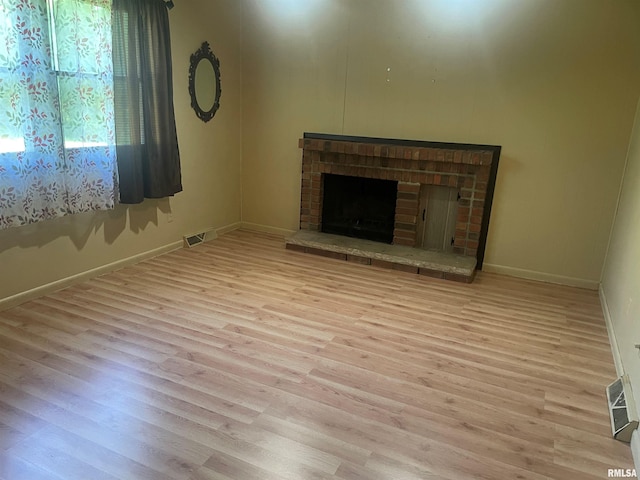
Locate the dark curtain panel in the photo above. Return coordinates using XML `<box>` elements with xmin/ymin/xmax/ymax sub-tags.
<box><xmin>112</xmin><ymin>0</ymin><xmax>182</xmax><ymax>204</ymax></box>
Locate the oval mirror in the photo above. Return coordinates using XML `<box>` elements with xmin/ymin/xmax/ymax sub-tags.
<box><xmin>188</xmin><ymin>41</ymin><xmax>221</xmax><ymax>123</ymax></box>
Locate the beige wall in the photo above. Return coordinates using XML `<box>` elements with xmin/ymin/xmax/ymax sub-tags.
<box><xmin>602</xmin><ymin>97</ymin><xmax>640</xmax><ymax>465</ymax></box>
<box><xmin>3</xmin><ymin>0</ymin><xmax>640</xmax><ymax>302</ymax></box>
<box><xmin>241</xmin><ymin>0</ymin><xmax>640</xmax><ymax>286</ymax></box>
<box><xmin>0</xmin><ymin>0</ymin><xmax>243</xmax><ymax>302</ymax></box>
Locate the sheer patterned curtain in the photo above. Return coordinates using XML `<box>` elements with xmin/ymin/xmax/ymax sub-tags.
<box><xmin>112</xmin><ymin>0</ymin><xmax>181</xmax><ymax>204</ymax></box>
<box><xmin>0</xmin><ymin>0</ymin><xmax>118</xmax><ymax>229</ymax></box>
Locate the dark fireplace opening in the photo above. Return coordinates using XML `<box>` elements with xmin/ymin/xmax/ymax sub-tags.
<box><xmin>321</xmin><ymin>174</ymin><xmax>398</xmax><ymax>244</ymax></box>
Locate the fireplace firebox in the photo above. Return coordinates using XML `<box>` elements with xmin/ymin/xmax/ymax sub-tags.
<box><xmin>321</xmin><ymin>174</ymin><xmax>398</xmax><ymax>244</ymax></box>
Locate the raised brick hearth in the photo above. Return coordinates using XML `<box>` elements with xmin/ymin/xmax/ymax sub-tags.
<box><xmin>298</xmin><ymin>135</ymin><xmax>498</xmax><ymax>260</ymax></box>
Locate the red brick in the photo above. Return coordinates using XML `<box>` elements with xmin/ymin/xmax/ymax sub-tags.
<box><xmin>444</xmin><ymin>272</ymin><xmax>474</xmax><ymax>283</ymax></box>
<box><xmin>286</xmin><ymin>243</ymin><xmax>306</xmax><ymax>253</ymax></box>
<box><xmin>398</xmin><ymin>182</ymin><xmax>421</xmax><ymax>194</ymax></box>
<box><xmin>397</xmin><ymin>206</ymin><xmax>419</xmax><ymax>216</ymax></box>
<box><xmin>394</xmin><ymin>228</ymin><xmax>417</xmax><ymax>239</ymax></box>
<box><xmin>396</xmin><ymin>214</ymin><xmax>417</xmax><ymax>224</ymax></box>
<box><xmin>397</xmin><ymin>192</ymin><xmax>418</xmax><ymax>201</ymax></box>
<box><xmin>393</xmin><ymin>263</ymin><xmax>418</xmax><ymax>274</ymax></box>
<box><xmin>393</xmin><ymin>237</ymin><xmax>415</xmax><ymax>247</ymax></box>
<box><xmin>419</xmin><ymin>268</ymin><xmax>444</xmax><ymax>279</ymax></box>
<box><xmin>305</xmin><ymin>247</ymin><xmax>347</xmax><ymax>261</ymax></box>
<box><xmin>347</xmin><ymin>255</ymin><xmax>371</xmax><ymax>265</ymax></box>
<box><xmin>396</xmin><ymin>198</ymin><xmax>418</xmax><ymax>210</ymax></box>
<box><xmin>371</xmin><ymin>259</ymin><xmax>394</xmax><ymax>269</ymax></box>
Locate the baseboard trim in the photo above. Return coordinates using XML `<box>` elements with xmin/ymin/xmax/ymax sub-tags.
<box><xmin>216</xmin><ymin>221</ymin><xmax>242</xmax><ymax>236</ymax></box>
<box><xmin>240</xmin><ymin>222</ymin><xmax>296</xmax><ymax>237</ymax></box>
<box><xmin>600</xmin><ymin>284</ymin><xmax>625</xmax><ymax>376</ymax></box>
<box><xmin>600</xmin><ymin>287</ymin><xmax>640</xmax><ymax>473</ymax></box>
<box><xmin>0</xmin><ymin>240</ymin><xmax>182</xmax><ymax>312</ymax></box>
<box><xmin>632</xmin><ymin>432</ymin><xmax>640</xmax><ymax>477</ymax></box>
<box><xmin>482</xmin><ymin>263</ymin><xmax>599</xmax><ymax>290</ymax></box>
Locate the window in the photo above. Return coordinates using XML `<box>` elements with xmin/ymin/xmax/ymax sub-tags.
<box><xmin>50</xmin><ymin>0</ymin><xmax>114</xmax><ymax>149</ymax></box>
<box><xmin>0</xmin><ymin>0</ymin><xmax>118</xmax><ymax>229</ymax></box>
<box><xmin>0</xmin><ymin>2</ymin><xmax>24</xmax><ymax>154</ymax></box>
<box><xmin>0</xmin><ymin>0</ymin><xmax>180</xmax><ymax>227</ymax></box>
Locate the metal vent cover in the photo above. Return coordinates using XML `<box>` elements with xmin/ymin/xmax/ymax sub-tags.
<box><xmin>184</xmin><ymin>232</ymin><xmax>206</xmax><ymax>248</ymax></box>
<box><xmin>606</xmin><ymin>375</ymin><xmax>639</xmax><ymax>443</ymax></box>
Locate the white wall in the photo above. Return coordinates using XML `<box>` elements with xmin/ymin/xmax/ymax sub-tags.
<box><xmin>601</xmin><ymin>96</ymin><xmax>640</xmax><ymax>471</ymax></box>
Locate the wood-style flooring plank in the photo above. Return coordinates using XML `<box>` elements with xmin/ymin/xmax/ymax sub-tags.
<box><xmin>0</xmin><ymin>229</ymin><xmax>634</xmax><ymax>479</ymax></box>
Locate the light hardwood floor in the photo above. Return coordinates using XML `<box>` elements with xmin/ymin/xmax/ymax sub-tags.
<box><xmin>0</xmin><ymin>229</ymin><xmax>634</xmax><ymax>479</ymax></box>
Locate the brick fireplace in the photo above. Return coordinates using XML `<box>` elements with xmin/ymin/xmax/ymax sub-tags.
<box><xmin>298</xmin><ymin>134</ymin><xmax>500</xmax><ymax>267</ymax></box>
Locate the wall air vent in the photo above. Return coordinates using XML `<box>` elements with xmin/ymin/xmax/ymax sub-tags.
<box><xmin>183</xmin><ymin>232</ymin><xmax>206</xmax><ymax>248</ymax></box>
<box><xmin>606</xmin><ymin>374</ymin><xmax>639</xmax><ymax>443</ymax></box>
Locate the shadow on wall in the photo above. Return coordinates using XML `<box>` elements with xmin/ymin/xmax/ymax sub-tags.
<box><xmin>0</xmin><ymin>199</ymin><xmax>172</xmax><ymax>255</ymax></box>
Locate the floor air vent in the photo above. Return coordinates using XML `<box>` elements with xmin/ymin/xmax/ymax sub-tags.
<box><xmin>184</xmin><ymin>232</ymin><xmax>206</xmax><ymax>248</ymax></box>
<box><xmin>606</xmin><ymin>374</ymin><xmax>639</xmax><ymax>443</ymax></box>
